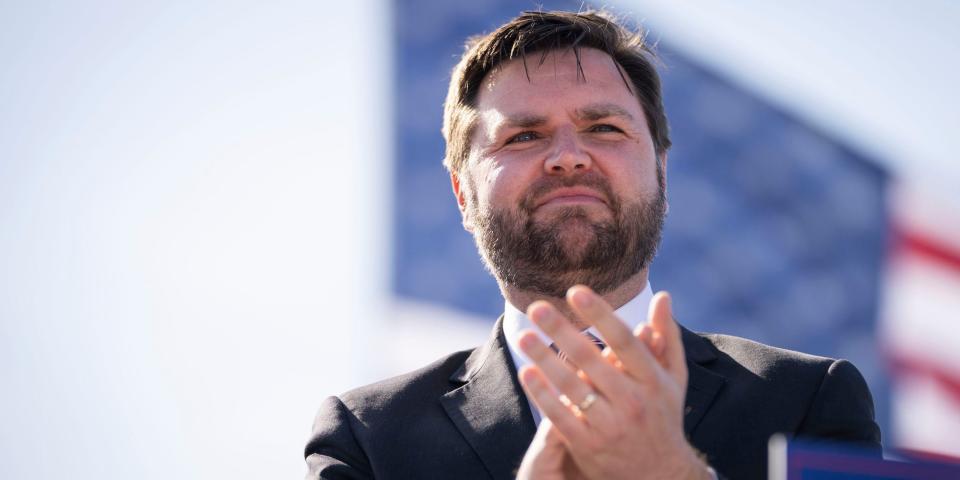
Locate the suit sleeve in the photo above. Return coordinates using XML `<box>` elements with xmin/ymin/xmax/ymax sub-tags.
<box><xmin>304</xmin><ymin>396</ymin><xmax>374</xmax><ymax>480</ymax></box>
<box><xmin>796</xmin><ymin>359</ymin><xmax>882</xmax><ymax>452</ymax></box>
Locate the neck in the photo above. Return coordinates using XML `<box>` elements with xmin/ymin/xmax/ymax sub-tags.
<box><xmin>501</xmin><ymin>270</ymin><xmax>649</xmax><ymax>330</ymax></box>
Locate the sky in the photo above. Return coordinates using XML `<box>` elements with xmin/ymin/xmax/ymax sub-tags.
<box><xmin>0</xmin><ymin>1</ymin><xmax>389</xmax><ymax>478</ymax></box>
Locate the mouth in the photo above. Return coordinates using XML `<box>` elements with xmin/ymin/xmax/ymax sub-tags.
<box><xmin>534</xmin><ymin>187</ymin><xmax>609</xmax><ymax>210</ymax></box>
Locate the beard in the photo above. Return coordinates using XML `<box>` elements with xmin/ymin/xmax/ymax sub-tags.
<box><xmin>470</xmin><ymin>169</ymin><xmax>666</xmax><ymax>298</ymax></box>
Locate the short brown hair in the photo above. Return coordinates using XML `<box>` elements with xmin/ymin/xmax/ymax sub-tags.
<box><xmin>442</xmin><ymin>10</ymin><xmax>671</xmax><ymax>174</ymax></box>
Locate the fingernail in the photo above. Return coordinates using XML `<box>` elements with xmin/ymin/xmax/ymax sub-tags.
<box><xmin>518</xmin><ymin>333</ymin><xmax>536</xmax><ymax>350</ymax></box>
<box><xmin>519</xmin><ymin>367</ymin><xmax>538</xmax><ymax>386</ymax></box>
<box><xmin>658</xmin><ymin>291</ymin><xmax>672</xmax><ymax>308</ymax></box>
<box><xmin>569</xmin><ymin>288</ymin><xmax>592</xmax><ymax>308</ymax></box>
<box><xmin>529</xmin><ymin>304</ymin><xmax>554</xmax><ymax>326</ymax></box>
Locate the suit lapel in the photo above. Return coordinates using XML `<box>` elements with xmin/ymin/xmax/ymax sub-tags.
<box><xmin>681</xmin><ymin>326</ymin><xmax>726</xmax><ymax>436</ymax></box>
<box><xmin>440</xmin><ymin>317</ymin><xmax>536</xmax><ymax>479</ymax></box>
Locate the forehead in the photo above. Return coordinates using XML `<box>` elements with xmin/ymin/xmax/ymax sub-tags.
<box><xmin>475</xmin><ymin>47</ymin><xmax>638</xmax><ymax>114</ymax></box>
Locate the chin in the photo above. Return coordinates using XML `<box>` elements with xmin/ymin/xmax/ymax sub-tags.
<box><xmin>554</xmin><ymin>229</ymin><xmax>599</xmax><ymax>256</ymax></box>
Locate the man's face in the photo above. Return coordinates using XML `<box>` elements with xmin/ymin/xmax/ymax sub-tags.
<box><xmin>453</xmin><ymin>47</ymin><xmax>666</xmax><ymax>298</ymax></box>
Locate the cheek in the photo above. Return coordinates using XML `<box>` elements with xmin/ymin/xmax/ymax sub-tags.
<box><xmin>604</xmin><ymin>157</ymin><xmax>660</xmax><ymax>199</ymax></box>
<box><xmin>474</xmin><ymin>162</ymin><xmax>523</xmax><ymax>206</ymax></box>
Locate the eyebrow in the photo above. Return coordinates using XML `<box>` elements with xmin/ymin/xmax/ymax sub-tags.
<box><xmin>496</xmin><ymin>103</ymin><xmax>635</xmax><ymax>133</ymax></box>
<box><xmin>576</xmin><ymin>103</ymin><xmax>634</xmax><ymax>122</ymax></box>
<box><xmin>503</xmin><ymin>113</ymin><xmax>547</xmax><ymax>129</ymax></box>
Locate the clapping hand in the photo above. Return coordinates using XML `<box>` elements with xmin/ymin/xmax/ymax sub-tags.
<box><xmin>516</xmin><ymin>286</ymin><xmax>711</xmax><ymax>480</ymax></box>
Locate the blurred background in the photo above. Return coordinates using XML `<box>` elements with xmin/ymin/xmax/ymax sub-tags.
<box><xmin>1</xmin><ymin>1</ymin><xmax>957</xmax><ymax>478</ymax></box>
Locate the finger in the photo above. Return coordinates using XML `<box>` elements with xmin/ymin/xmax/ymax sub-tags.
<box><xmin>651</xmin><ymin>331</ymin><xmax>666</xmax><ymax>360</ymax></box>
<box><xmin>527</xmin><ymin>301</ymin><xmax>604</xmax><ymax>371</ymax></box>
<box><xmin>648</xmin><ymin>291</ymin><xmax>687</xmax><ymax>387</ymax></box>
<box><xmin>569</xmin><ymin>369</ymin><xmax>620</xmax><ymax>429</ymax></box>
<box><xmin>527</xmin><ymin>302</ymin><xmax>632</xmax><ymax>404</ymax></box>
<box><xmin>517</xmin><ymin>418</ymin><xmax>568</xmax><ymax>477</ymax></box>
<box><xmin>520</xmin><ymin>363</ymin><xmax>615</xmax><ymax>435</ymax></box>
<box><xmin>567</xmin><ymin>285</ymin><xmax>660</xmax><ymax>384</ymax></box>
<box><xmin>635</xmin><ymin>324</ymin><xmax>665</xmax><ymax>360</ymax></box>
<box><xmin>518</xmin><ymin>328</ymin><xmax>600</xmax><ymax>412</ymax></box>
<box><xmin>601</xmin><ymin>348</ymin><xmax>621</xmax><ymax>368</ymax></box>
<box><xmin>518</xmin><ymin>365</ymin><xmax>590</xmax><ymax>440</ymax></box>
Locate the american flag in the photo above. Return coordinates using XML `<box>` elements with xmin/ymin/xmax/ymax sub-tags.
<box><xmin>883</xmin><ymin>185</ymin><xmax>960</xmax><ymax>457</ymax></box>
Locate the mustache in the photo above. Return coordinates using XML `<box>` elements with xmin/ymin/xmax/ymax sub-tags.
<box><xmin>519</xmin><ymin>172</ymin><xmax>618</xmax><ymax>213</ymax></box>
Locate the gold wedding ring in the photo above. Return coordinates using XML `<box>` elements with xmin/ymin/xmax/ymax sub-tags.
<box><xmin>577</xmin><ymin>392</ymin><xmax>598</xmax><ymax>412</ymax></box>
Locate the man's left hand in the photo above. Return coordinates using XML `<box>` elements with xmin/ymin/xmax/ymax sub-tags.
<box><xmin>516</xmin><ymin>287</ymin><xmax>711</xmax><ymax>480</ymax></box>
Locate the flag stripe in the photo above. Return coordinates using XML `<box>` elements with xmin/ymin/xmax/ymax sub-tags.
<box><xmin>895</xmin><ymin>228</ymin><xmax>960</xmax><ymax>273</ymax></box>
<box><xmin>888</xmin><ymin>351</ymin><xmax>960</xmax><ymax>408</ymax></box>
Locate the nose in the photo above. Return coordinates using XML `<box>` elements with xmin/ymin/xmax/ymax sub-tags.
<box><xmin>544</xmin><ymin>129</ymin><xmax>591</xmax><ymax>175</ymax></box>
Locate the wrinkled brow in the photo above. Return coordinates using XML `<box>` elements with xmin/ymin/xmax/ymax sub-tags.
<box><xmin>577</xmin><ymin>103</ymin><xmax>634</xmax><ymax>122</ymax></box>
<box><xmin>503</xmin><ymin>113</ymin><xmax>547</xmax><ymax>129</ymax></box>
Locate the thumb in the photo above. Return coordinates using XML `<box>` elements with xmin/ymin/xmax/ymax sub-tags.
<box><xmin>517</xmin><ymin>418</ymin><xmax>569</xmax><ymax>479</ymax></box>
<box><xmin>533</xmin><ymin>417</ymin><xmax>568</xmax><ymax>450</ymax></box>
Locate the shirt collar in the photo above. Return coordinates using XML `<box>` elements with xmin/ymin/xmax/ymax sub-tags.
<box><xmin>503</xmin><ymin>281</ymin><xmax>654</xmax><ymax>371</ymax></box>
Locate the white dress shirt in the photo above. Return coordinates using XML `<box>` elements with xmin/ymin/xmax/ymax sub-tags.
<box><xmin>502</xmin><ymin>282</ymin><xmax>654</xmax><ymax>424</ymax></box>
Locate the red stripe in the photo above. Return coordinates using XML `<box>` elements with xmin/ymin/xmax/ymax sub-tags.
<box><xmin>887</xmin><ymin>351</ymin><xmax>960</xmax><ymax>408</ymax></box>
<box><xmin>894</xmin><ymin>227</ymin><xmax>960</xmax><ymax>272</ymax></box>
<box><xmin>897</xmin><ymin>448</ymin><xmax>960</xmax><ymax>465</ymax></box>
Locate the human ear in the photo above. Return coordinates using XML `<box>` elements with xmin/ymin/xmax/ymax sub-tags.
<box><xmin>659</xmin><ymin>153</ymin><xmax>670</xmax><ymax>214</ymax></box>
<box><xmin>450</xmin><ymin>171</ymin><xmax>474</xmax><ymax>233</ymax></box>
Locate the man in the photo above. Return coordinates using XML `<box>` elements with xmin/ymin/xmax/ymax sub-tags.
<box><xmin>304</xmin><ymin>10</ymin><xmax>881</xmax><ymax>479</ymax></box>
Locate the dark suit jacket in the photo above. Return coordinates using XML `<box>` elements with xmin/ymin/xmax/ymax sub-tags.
<box><xmin>305</xmin><ymin>318</ymin><xmax>881</xmax><ymax>479</ymax></box>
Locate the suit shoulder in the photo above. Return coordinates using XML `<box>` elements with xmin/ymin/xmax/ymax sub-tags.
<box><xmin>697</xmin><ymin>331</ymin><xmax>841</xmax><ymax>382</ymax></box>
<box><xmin>698</xmin><ymin>332</ymin><xmax>880</xmax><ymax>446</ymax></box>
<box><xmin>338</xmin><ymin>348</ymin><xmax>474</xmax><ymax>417</ymax></box>
<box><xmin>701</xmin><ymin>331</ymin><xmax>832</xmax><ymax>359</ymax></box>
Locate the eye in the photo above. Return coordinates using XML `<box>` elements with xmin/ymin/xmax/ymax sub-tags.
<box><xmin>589</xmin><ymin>124</ymin><xmax>624</xmax><ymax>133</ymax></box>
<box><xmin>506</xmin><ymin>131</ymin><xmax>540</xmax><ymax>144</ymax></box>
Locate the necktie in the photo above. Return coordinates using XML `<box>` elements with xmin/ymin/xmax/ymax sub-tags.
<box><xmin>551</xmin><ymin>332</ymin><xmax>606</xmax><ymax>364</ymax></box>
